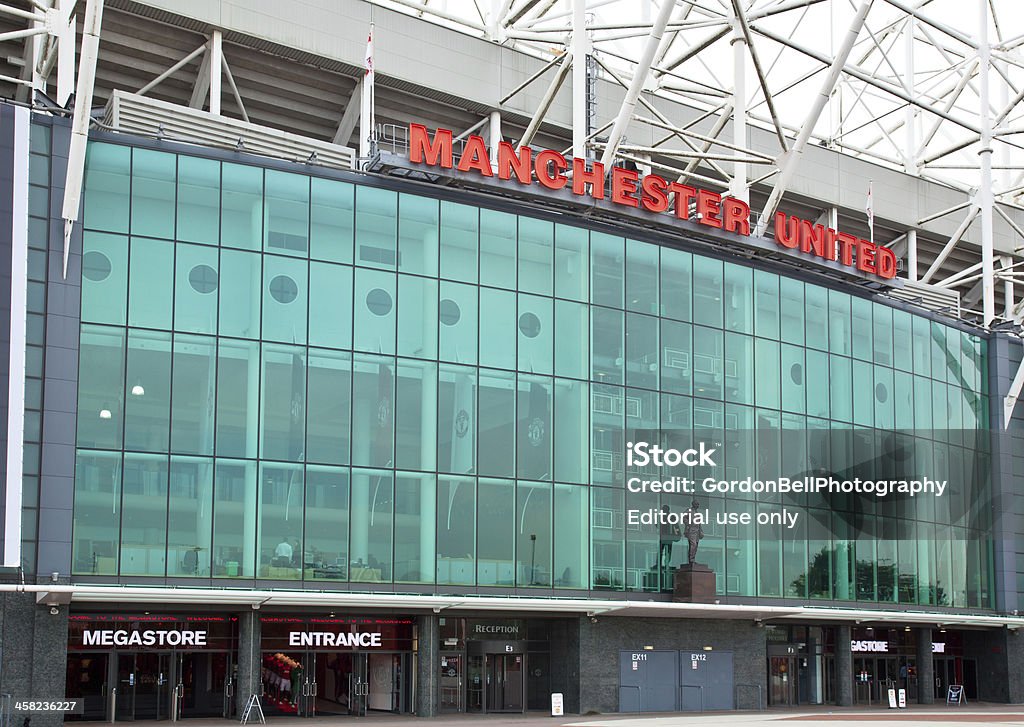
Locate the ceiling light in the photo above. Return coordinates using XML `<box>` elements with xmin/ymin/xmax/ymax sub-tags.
<box><xmin>99</xmin><ymin>405</ymin><xmax>112</xmax><ymax>420</ymax></box>
<box><xmin>131</xmin><ymin>380</ymin><xmax>145</xmax><ymax>396</ymax></box>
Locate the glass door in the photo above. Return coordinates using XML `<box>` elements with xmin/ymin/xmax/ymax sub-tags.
<box><xmin>311</xmin><ymin>652</ymin><xmax>354</xmax><ymax>716</ymax></box>
<box><xmin>439</xmin><ymin>653</ymin><xmax>463</xmax><ymax>712</ymax></box>
<box><xmin>466</xmin><ymin>655</ymin><xmax>484</xmax><ymax>713</ymax></box>
<box><xmin>485</xmin><ymin>654</ymin><xmax>524</xmax><ymax>713</ymax></box>
<box><xmin>115</xmin><ymin>654</ymin><xmax>137</xmax><ymax>721</ymax></box>
<box><xmin>349</xmin><ymin>653</ymin><xmax>368</xmax><ymax>716</ymax></box>
<box><xmin>65</xmin><ymin>653</ymin><xmax>109</xmax><ymax>721</ymax></box>
<box><xmin>261</xmin><ymin>651</ymin><xmax>306</xmax><ymax>715</ymax></box>
<box><xmin>133</xmin><ymin>653</ymin><xmax>172</xmax><ymax>721</ymax></box>
<box><xmin>768</xmin><ymin>656</ymin><xmax>798</xmax><ymax>706</ymax></box>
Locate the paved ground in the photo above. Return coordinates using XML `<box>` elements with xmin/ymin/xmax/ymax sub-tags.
<box><xmin>126</xmin><ymin>705</ymin><xmax>1024</xmax><ymax>727</ymax></box>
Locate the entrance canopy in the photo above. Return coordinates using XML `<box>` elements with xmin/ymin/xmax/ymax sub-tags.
<box><xmin>27</xmin><ymin>584</ymin><xmax>1024</xmax><ymax>630</ymax></box>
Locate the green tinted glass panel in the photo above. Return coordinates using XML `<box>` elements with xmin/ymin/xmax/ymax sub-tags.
<box><xmin>518</xmin><ymin>216</ymin><xmax>553</xmax><ymax>296</ymax></box>
<box><xmin>591</xmin><ymin>232</ymin><xmax>624</xmax><ymax>308</ymax></box>
<box><xmin>692</xmin><ymin>255</ymin><xmax>723</xmax><ymax>328</ymax></box>
<box><xmin>479</xmin><ymin>288</ymin><xmax>515</xmax><ymax>370</ymax></box>
<box><xmin>177</xmin><ymin>155</ymin><xmax>220</xmax><ymax>244</ymax></box>
<box><xmin>307</xmin><ymin>350</ymin><xmax>351</xmax><ymax>465</ymax></box>
<box><xmin>441</xmin><ymin>282</ymin><xmax>478</xmax><ymax>366</ymax></box>
<box><xmin>262</xmin><ymin>254</ymin><xmax>308</xmax><ymax>343</ymax></box>
<box><xmin>174</xmin><ymin>243</ymin><xmax>218</xmax><ymax>334</ymax></box>
<box><xmin>724</xmin><ymin>262</ymin><xmax>753</xmax><ymax>333</ymax></box>
<box><xmin>478</xmin><ymin>369</ymin><xmax>515</xmax><ymax>477</ymax></box>
<box><xmin>84</xmin><ymin>143</ymin><xmax>130</xmax><ymax>233</ymax></box>
<box><xmin>309</xmin><ymin>261</ymin><xmax>353</xmax><ymax>350</ymax></box>
<box><xmin>398</xmin><ymin>193</ymin><xmax>439</xmax><ymax>275</ymax></box>
<box><xmin>438</xmin><ymin>365</ymin><xmax>476</xmax><ymax>475</ymax></box>
<box><xmin>518</xmin><ymin>294</ymin><xmax>552</xmax><ymax>375</ymax></box>
<box><xmin>264</xmin><ymin>170</ymin><xmax>309</xmax><ymax>256</ymax></box>
<box><xmin>516</xmin><ymin>480</ymin><xmax>551</xmax><ymax>586</ymax></box>
<box><xmin>480</xmin><ymin>208</ymin><xmax>516</xmax><ymax>289</ymax></box>
<box><xmin>437</xmin><ymin>476</ymin><xmax>475</xmax><ymax>584</ymax></box>
<box><xmin>626</xmin><ymin>240</ymin><xmax>658</xmax><ymax>314</ymax></box>
<box><xmin>554</xmin><ymin>224</ymin><xmax>587</xmax><ymax>301</ymax></box>
<box><xmin>478</xmin><ymin>478</ymin><xmax>514</xmax><ymax>586</ymax></box>
<box><xmin>440</xmin><ymin>201</ymin><xmax>478</xmax><ymax>282</ymax></box>
<box><xmin>82</xmin><ymin>232</ymin><xmax>128</xmax><ymax>325</ymax></box>
<box><xmin>398</xmin><ymin>275</ymin><xmax>438</xmax><ymax>359</ymax></box>
<box><xmin>128</xmin><ymin>237</ymin><xmax>173</xmax><ymax>329</ymax></box>
<box><xmin>354</xmin><ymin>268</ymin><xmax>396</xmax><ymax>354</ymax></box>
<box><xmin>351</xmin><ymin>356</ymin><xmax>394</xmax><ymax>468</ymax></box>
<box><xmin>395</xmin><ymin>473</ymin><xmax>436</xmax><ymax>583</ymax></box>
<box><xmin>310</xmin><ymin>177</ymin><xmax>354</xmax><ymax>263</ymax></box>
<box><xmin>168</xmin><ymin>456</ymin><xmax>213</xmax><ymax>577</ymax></box>
<box><xmin>355</xmin><ymin>186</ymin><xmax>397</xmax><ymax>269</ymax></box>
<box><xmin>218</xmin><ymin>249</ymin><xmax>261</xmax><ymax>339</ymax></box>
<box><xmin>131</xmin><ymin>149</ymin><xmax>176</xmax><ymax>239</ymax></box>
<box><xmin>221</xmin><ymin>163</ymin><xmax>262</xmax><ymax>250</ymax></box>
<box><xmin>212</xmin><ymin>459</ymin><xmax>256</xmax><ymax>577</ymax></box>
<box><xmin>395</xmin><ymin>359</ymin><xmax>436</xmax><ymax>471</ymax></box>
<box><xmin>258</xmin><ymin>462</ymin><xmax>303</xmax><ymax>580</ymax></box>
<box><xmin>124</xmin><ymin>330</ymin><xmax>171</xmax><ymax>452</ymax></box>
<box><xmin>260</xmin><ymin>344</ymin><xmax>305</xmax><ymax>461</ymax></box>
<box><xmin>170</xmin><ymin>334</ymin><xmax>216</xmax><ymax>455</ymax></box>
<box><xmin>73</xmin><ymin>450</ymin><xmax>122</xmax><ymax>575</ymax></box>
<box><xmin>305</xmin><ymin>465</ymin><xmax>349</xmax><ymax>581</ymax></box>
<box><xmin>119</xmin><ymin>453</ymin><xmax>169</xmax><ymax>576</ymax></box>
<box><xmin>215</xmin><ymin>340</ymin><xmax>259</xmax><ymax>458</ymax></box>
<box><xmin>77</xmin><ymin>325</ymin><xmax>126</xmax><ymax>449</ymax></box>
<box><xmin>554</xmin><ymin>299</ymin><xmax>588</xmax><ymax>380</ymax></box>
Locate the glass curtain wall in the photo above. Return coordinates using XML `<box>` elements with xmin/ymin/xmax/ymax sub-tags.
<box><xmin>71</xmin><ymin>140</ymin><xmax>993</xmax><ymax>607</ymax></box>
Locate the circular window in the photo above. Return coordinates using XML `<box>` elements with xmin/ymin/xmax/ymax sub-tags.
<box><xmin>518</xmin><ymin>312</ymin><xmax>541</xmax><ymax>338</ymax></box>
<box><xmin>789</xmin><ymin>363</ymin><xmax>803</xmax><ymax>386</ymax></box>
<box><xmin>366</xmin><ymin>288</ymin><xmax>393</xmax><ymax>316</ymax></box>
<box><xmin>875</xmin><ymin>382</ymin><xmax>888</xmax><ymax>403</ymax></box>
<box><xmin>189</xmin><ymin>264</ymin><xmax>218</xmax><ymax>294</ymax></box>
<box><xmin>269</xmin><ymin>275</ymin><xmax>298</xmax><ymax>304</ymax></box>
<box><xmin>439</xmin><ymin>299</ymin><xmax>461</xmax><ymax>326</ymax></box>
<box><xmin>82</xmin><ymin>251</ymin><xmax>111</xmax><ymax>282</ymax></box>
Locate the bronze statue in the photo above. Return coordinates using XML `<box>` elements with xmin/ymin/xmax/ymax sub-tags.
<box><xmin>684</xmin><ymin>499</ymin><xmax>704</xmax><ymax>565</ymax></box>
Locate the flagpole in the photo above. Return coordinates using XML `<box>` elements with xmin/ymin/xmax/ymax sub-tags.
<box><xmin>867</xmin><ymin>180</ymin><xmax>874</xmax><ymax>245</ymax></box>
<box><xmin>360</xmin><ymin>22</ymin><xmax>375</xmax><ymax>163</ymax></box>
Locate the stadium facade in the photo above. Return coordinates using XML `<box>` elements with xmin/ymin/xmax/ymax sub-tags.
<box><xmin>0</xmin><ymin>0</ymin><xmax>1021</xmax><ymax>722</ymax></box>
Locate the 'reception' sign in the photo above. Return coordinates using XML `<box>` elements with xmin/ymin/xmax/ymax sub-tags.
<box><xmin>407</xmin><ymin>123</ymin><xmax>897</xmax><ymax>281</ymax></box>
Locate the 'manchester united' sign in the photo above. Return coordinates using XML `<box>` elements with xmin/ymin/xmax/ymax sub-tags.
<box><xmin>407</xmin><ymin>123</ymin><xmax>897</xmax><ymax>280</ymax></box>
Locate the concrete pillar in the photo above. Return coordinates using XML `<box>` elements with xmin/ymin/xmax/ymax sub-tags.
<box><xmin>836</xmin><ymin>624</ymin><xmax>853</xmax><ymax>706</ymax></box>
<box><xmin>416</xmin><ymin>614</ymin><xmax>439</xmax><ymax>717</ymax></box>
<box><xmin>236</xmin><ymin>610</ymin><xmax>262</xmax><ymax>716</ymax></box>
<box><xmin>0</xmin><ymin>593</ymin><xmax>69</xmax><ymax>727</ymax></box>
<box><xmin>916</xmin><ymin>627</ymin><xmax>934</xmax><ymax>704</ymax></box>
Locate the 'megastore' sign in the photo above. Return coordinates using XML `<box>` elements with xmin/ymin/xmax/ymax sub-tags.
<box><xmin>408</xmin><ymin>124</ymin><xmax>897</xmax><ymax>281</ymax></box>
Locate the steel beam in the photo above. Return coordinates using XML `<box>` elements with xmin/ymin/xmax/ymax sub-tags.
<box><xmin>60</xmin><ymin>0</ymin><xmax>103</xmax><ymax>279</ymax></box>
<box><xmin>334</xmin><ymin>78</ymin><xmax>361</xmax><ymax>146</ymax></box>
<box><xmin>919</xmin><ymin>205</ymin><xmax>980</xmax><ymax>283</ymax></box>
<box><xmin>519</xmin><ymin>51</ymin><xmax>572</xmax><ymax>148</ymax></box>
<box><xmin>755</xmin><ymin>0</ymin><xmax>874</xmax><ymax>236</ymax></box>
<box><xmin>597</xmin><ymin>0</ymin><xmax>676</xmax><ymax>170</ymax></box>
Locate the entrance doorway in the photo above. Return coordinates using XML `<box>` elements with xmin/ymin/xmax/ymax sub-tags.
<box><xmin>768</xmin><ymin>656</ymin><xmax>798</xmax><ymax>706</ymax></box>
<box><xmin>466</xmin><ymin>654</ymin><xmax>525</xmax><ymax>713</ymax></box>
<box><xmin>853</xmin><ymin>656</ymin><xmax>916</xmax><ymax>705</ymax></box>
<box><xmin>261</xmin><ymin>651</ymin><xmax>408</xmax><ymax>717</ymax></box>
<box><xmin>66</xmin><ymin>652</ymin><xmax>234</xmax><ymax>721</ymax></box>
<box><xmin>934</xmin><ymin>657</ymin><xmax>978</xmax><ymax>701</ymax></box>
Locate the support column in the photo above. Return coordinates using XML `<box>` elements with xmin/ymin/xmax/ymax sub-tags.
<box><xmin>209</xmin><ymin>30</ymin><xmax>222</xmax><ymax>115</ymax></box>
<box><xmin>916</xmin><ymin>627</ymin><xmax>934</xmax><ymax>704</ymax></box>
<box><xmin>836</xmin><ymin>624</ymin><xmax>853</xmax><ymax>706</ymax></box>
<box><xmin>978</xmin><ymin>0</ymin><xmax>995</xmax><ymax>325</ymax></box>
<box><xmin>416</xmin><ymin>614</ymin><xmax>439</xmax><ymax>717</ymax></box>
<box><xmin>571</xmin><ymin>0</ymin><xmax>589</xmax><ymax>160</ymax></box>
<box><xmin>236</xmin><ymin>610</ymin><xmax>262</xmax><ymax>716</ymax></box>
<box><xmin>730</xmin><ymin>19</ymin><xmax>748</xmax><ymax>202</ymax></box>
<box><xmin>907</xmin><ymin>229</ymin><xmax>918</xmax><ymax>281</ymax></box>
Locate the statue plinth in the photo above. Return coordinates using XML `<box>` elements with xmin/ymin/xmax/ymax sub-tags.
<box><xmin>672</xmin><ymin>563</ymin><xmax>716</xmax><ymax>603</ymax></box>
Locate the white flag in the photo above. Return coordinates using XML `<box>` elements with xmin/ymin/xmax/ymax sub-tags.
<box><xmin>364</xmin><ymin>28</ymin><xmax>374</xmax><ymax>77</ymax></box>
<box><xmin>866</xmin><ymin>180</ymin><xmax>874</xmax><ymax>243</ymax></box>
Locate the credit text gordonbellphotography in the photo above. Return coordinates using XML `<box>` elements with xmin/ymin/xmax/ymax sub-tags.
<box><xmin>0</xmin><ymin>0</ymin><xmax>1020</xmax><ymax>724</ymax></box>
